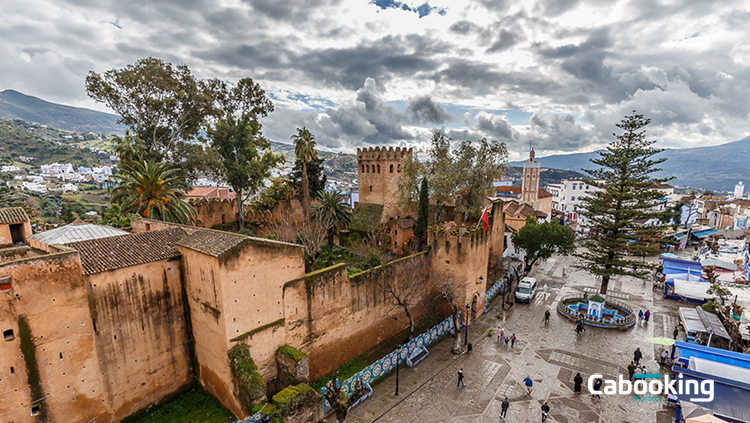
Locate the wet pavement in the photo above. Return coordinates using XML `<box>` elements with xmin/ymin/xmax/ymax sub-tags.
<box><xmin>347</xmin><ymin>255</ymin><xmax>682</xmax><ymax>423</ymax></box>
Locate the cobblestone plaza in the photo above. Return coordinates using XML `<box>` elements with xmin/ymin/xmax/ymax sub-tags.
<box><xmin>348</xmin><ymin>255</ymin><xmax>681</xmax><ymax>423</ymax></box>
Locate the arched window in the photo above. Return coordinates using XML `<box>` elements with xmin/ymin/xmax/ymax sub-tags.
<box><xmin>361</xmin><ymin>164</ymin><xmax>365</xmax><ymax>173</ymax></box>
<box><xmin>390</xmin><ymin>164</ymin><xmax>394</xmax><ymax>173</ymax></box>
<box><xmin>377</xmin><ymin>164</ymin><xmax>381</xmax><ymax>173</ymax></box>
<box><xmin>397</xmin><ymin>164</ymin><xmax>401</xmax><ymax>173</ymax></box>
<box><xmin>366</xmin><ymin>164</ymin><xmax>370</xmax><ymax>173</ymax></box>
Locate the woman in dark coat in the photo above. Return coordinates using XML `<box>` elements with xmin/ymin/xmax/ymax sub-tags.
<box><xmin>573</xmin><ymin>372</ymin><xmax>583</xmax><ymax>394</ymax></box>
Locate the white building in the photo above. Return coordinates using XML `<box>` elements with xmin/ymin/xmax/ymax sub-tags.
<box><xmin>550</xmin><ymin>179</ymin><xmax>603</xmax><ymax>219</ymax></box>
<box><xmin>735</xmin><ymin>181</ymin><xmax>745</xmax><ymax>199</ymax></box>
<box><xmin>62</xmin><ymin>183</ymin><xmax>79</xmax><ymax>192</ymax></box>
<box><xmin>1</xmin><ymin>166</ymin><xmax>20</xmax><ymax>172</ymax></box>
<box><xmin>22</xmin><ymin>182</ymin><xmax>47</xmax><ymax>193</ymax></box>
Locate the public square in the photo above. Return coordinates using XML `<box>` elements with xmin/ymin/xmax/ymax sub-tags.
<box><xmin>348</xmin><ymin>254</ymin><xmax>680</xmax><ymax>423</ymax></box>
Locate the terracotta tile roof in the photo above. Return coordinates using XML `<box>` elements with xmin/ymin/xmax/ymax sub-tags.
<box><xmin>177</xmin><ymin>229</ymin><xmax>248</xmax><ymax>257</ymax></box>
<box><xmin>496</xmin><ymin>186</ymin><xmax>521</xmax><ymax>195</ymax></box>
<box><xmin>0</xmin><ymin>207</ymin><xmax>29</xmax><ymax>225</ymax></box>
<box><xmin>177</xmin><ymin>229</ymin><xmax>301</xmax><ymax>258</ymax></box>
<box><xmin>69</xmin><ymin>228</ymin><xmax>187</xmax><ymax>275</ymax></box>
<box><xmin>538</xmin><ymin>188</ymin><xmax>553</xmax><ymax>199</ymax></box>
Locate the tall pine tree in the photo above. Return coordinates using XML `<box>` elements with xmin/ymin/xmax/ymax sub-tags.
<box><xmin>413</xmin><ymin>177</ymin><xmax>429</xmax><ymax>250</ymax></box>
<box><xmin>576</xmin><ymin>112</ymin><xmax>670</xmax><ymax>295</ymax></box>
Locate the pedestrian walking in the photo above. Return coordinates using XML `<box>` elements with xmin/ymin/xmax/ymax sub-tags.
<box><xmin>644</xmin><ymin>310</ymin><xmax>650</xmax><ymax>323</ymax></box>
<box><xmin>457</xmin><ymin>368</ymin><xmax>465</xmax><ymax>388</ymax></box>
<box><xmin>497</xmin><ymin>326</ymin><xmax>503</xmax><ymax>343</ymax></box>
<box><xmin>500</xmin><ymin>397</ymin><xmax>509</xmax><ymax>419</ymax></box>
<box><xmin>541</xmin><ymin>402</ymin><xmax>550</xmax><ymax>422</ymax></box>
<box><xmin>673</xmin><ymin>326</ymin><xmax>679</xmax><ymax>340</ymax></box>
<box><xmin>544</xmin><ymin>310</ymin><xmax>550</xmax><ymax>324</ymax></box>
<box><xmin>511</xmin><ymin>334</ymin><xmax>517</xmax><ymax>348</ymax></box>
<box><xmin>633</xmin><ymin>347</ymin><xmax>642</xmax><ymax>365</ymax></box>
<box><xmin>638</xmin><ymin>310</ymin><xmax>644</xmax><ymax>323</ymax></box>
<box><xmin>590</xmin><ymin>377</ymin><xmax>603</xmax><ymax>401</ymax></box>
<box><xmin>627</xmin><ymin>361</ymin><xmax>637</xmax><ymax>381</ymax></box>
<box><xmin>661</xmin><ymin>349</ymin><xmax>669</xmax><ymax>366</ymax></box>
<box><xmin>573</xmin><ymin>372</ymin><xmax>583</xmax><ymax>394</ymax></box>
<box><xmin>523</xmin><ymin>376</ymin><xmax>533</xmax><ymax>395</ymax></box>
<box><xmin>504</xmin><ymin>335</ymin><xmax>510</xmax><ymax>348</ymax></box>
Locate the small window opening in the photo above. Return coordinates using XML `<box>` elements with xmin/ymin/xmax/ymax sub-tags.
<box><xmin>92</xmin><ymin>319</ymin><xmax>97</xmax><ymax>333</ymax></box>
<box><xmin>31</xmin><ymin>406</ymin><xmax>40</xmax><ymax>416</ymax></box>
<box><xmin>59</xmin><ymin>352</ymin><xmax>63</xmax><ymax>360</ymax></box>
<box><xmin>145</xmin><ymin>223</ymin><xmax>151</xmax><ymax>231</ymax></box>
<box><xmin>377</xmin><ymin>164</ymin><xmax>380</xmax><ymax>173</ymax></box>
<box><xmin>390</xmin><ymin>164</ymin><xmax>393</xmax><ymax>173</ymax></box>
<box><xmin>3</xmin><ymin>329</ymin><xmax>14</xmax><ymax>341</ymax></box>
<box><xmin>369</xmin><ymin>186</ymin><xmax>373</xmax><ymax>192</ymax></box>
<box><xmin>10</xmin><ymin>367</ymin><xmax>15</xmax><ymax>375</ymax></box>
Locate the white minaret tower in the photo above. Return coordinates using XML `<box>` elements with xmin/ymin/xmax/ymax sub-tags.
<box><xmin>521</xmin><ymin>143</ymin><xmax>540</xmax><ymax>207</ymax></box>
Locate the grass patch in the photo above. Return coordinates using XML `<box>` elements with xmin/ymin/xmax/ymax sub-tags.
<box><xmin>121</xmin><ymin>384</ymin><xmax>236</xmax><ymax>423</ymax></box>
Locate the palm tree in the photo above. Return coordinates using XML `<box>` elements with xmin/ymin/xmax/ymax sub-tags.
<box><xmin>110</xmin><ymin>161</ymin><xmax>196</xmax><ymax>225</ymax></box>
<box><xmin>292</xmin><ymin>127</ymin><xmax>318</xmax><ymax>219</ymax></box>
<box><xmin>312</xmin><ymin>190</ymin><xmax>351</xmax><ymax>247</ymax></box>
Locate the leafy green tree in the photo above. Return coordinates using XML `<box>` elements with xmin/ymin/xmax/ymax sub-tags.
<box><xmin>312</xmin><ymin>190</ymin><xmax>351</xmax><ymax>247</ymax></box>
<box><xmin>453</xmin><ymin>138</ymin><xmax>508</xmax><ymax>221</ymax></box>
<box><xmin>292</xmin><ymin>127</ymin><xmax>319</xmax><ymax>219</ymax></box>
<box><xmin>425</xmin><ymin>131</ymin><xmax>507</xmax><ymax>223</ymax></box>
<box><xmin>425</xmin><ymin>131</ymin><xmax>455</xmax><ymax>223</ymax></box>
<box><xmin>85</xmin><ymin>57</ymin><xmax>215</xmax><ymax>160</ymax></box>
<box><xmin>113</xmin><ymin>133</ymin><xmax>148</xmax><ymax>168</ymax></box>
<box><xmin>396</xmin><ymin>152</ymin><xmax>423</xmax><ymax>214</ymax></box>
<box><xmin>413</xmin><ymin>177</ymin><xmax>429</xmax><ymax>250</ymax></box>
<box><xmin>40</xmin><ymin>195</ymin><xmax>63</xmax><ymax>218</ymax></box>
<box><xmin>207</xmin><ymin>78</ymin><xmax>283</xmax><ymax>230</ymax></box>
<box><xmin>101</xmin><ymin>204</ymin><xmax>133</xmax><ymax>228</ymax></box>
<box><xmin>110</xmin><ymin>161</ymin><xmax>196</xmax><ymax>224</ymax></box>
<box><xmin>252</xmin><ymin>177</ymin><xmax>291</xmax><ymax>211</ymax></box>
<box><xmin>511</xmin><ymin>216</ymin><xmax>576</xmax><ymax>272</ymax></box>
<box><xmin>289</xmin><ymin>155</ymin><xmax>326</xmax><ymax>205</ymax></box>
<box><xmin>576</xmin><ymin>112</ymin><xmax>670</xmax><ymax>295</ymax></box>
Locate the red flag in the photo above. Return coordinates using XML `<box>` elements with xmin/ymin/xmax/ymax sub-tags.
<box><xmin>480</xmin><ymin>204</ymin><xmax>491</xmax><ymax>233</ymax></box>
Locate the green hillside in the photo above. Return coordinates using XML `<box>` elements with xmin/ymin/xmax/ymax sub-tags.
<box><xmin>0</xmin><ymin>118</ymin><xmax>107</xmax><ymax>167</ymax></box>
<box><xmin>0</xmin><ymin>89</ymin><xmax>123</xmax><ymax>135</ymax></box>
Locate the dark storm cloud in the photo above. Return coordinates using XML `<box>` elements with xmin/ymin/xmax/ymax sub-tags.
<box><xmin>527</xmin><ymin>112</ymin><xmax>597</xmax><ymax>151</ymax></box>
<box><xmin>486</xmin><ymin>29</ymin><xmax>521</xmax><ymax>53</ymax></box>
<box><xmin>475</xmin><ymin>112</ymin><xmax>519</xmax><ymax>143</ymax></box>
<box><xmin>407</xmin><ymin>96</ymin><xmax>451</xmax><ymax>124</ymax></box>
<box><xmin>431</xmin><ymin>60</ymin><xmax>561</xmax><ymax>97</ymax></box>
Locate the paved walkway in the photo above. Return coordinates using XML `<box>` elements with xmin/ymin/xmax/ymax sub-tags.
<box><xmin>347</xmin><ymin>255</ymin><xmax>680</xmax><ymax>423</ymax></box>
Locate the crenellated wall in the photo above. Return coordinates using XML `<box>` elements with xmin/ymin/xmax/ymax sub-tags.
<box><xmin>428</xmin><ymin>225</ymin><xmax>491</xmax><ymax>323</ymax></box>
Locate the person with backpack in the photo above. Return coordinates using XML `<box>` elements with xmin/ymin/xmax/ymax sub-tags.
<box><xmin>590</xmin><ymin>377</ymin><xmax>603</xmax><ymax>401</ymax></box>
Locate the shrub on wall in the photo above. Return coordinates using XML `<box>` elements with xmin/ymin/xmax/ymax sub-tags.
<box><xmin>228</xmin><ymin>344</ymin><xmax>266</xmax><ymax>413</ymax></box>
<box><xmin>271</xmin><ymin>383</ymin><xmax>319</xmax><ymax>414</ymax></box>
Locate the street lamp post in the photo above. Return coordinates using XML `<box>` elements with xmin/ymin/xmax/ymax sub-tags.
<box><xmin>464</xmin><ymin>304</ymin><xmax>470</xmax><ymax>346</ymax></box>
<box><xmin>395</xmin><ymin>344</ymin><xmax>402</xmax><ymax>396</ymax></box>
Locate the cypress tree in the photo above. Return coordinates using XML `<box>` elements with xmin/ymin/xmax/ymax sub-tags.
<box><xmin>576</xmin><ymin>111</ymin><xmax>671</xmax><ymax>295</ymax></box>
<box><xmin>413</xmin><ymin>177</ymin><xmax>429</xmax><ymax>250</ymax></box>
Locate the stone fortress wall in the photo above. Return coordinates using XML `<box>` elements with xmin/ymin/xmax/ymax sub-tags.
<box><xmin>0</xmin><ymin>144</ymin><xmax>504</xmax><ymax>422</ymax></box>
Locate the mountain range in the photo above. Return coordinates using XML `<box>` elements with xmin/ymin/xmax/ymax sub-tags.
<box><xmin>510</xmin><ymin>137</ymin><xmax>750</xmax><ymax>191</ymax></box>
<box><xmin>2</xmin><ymin>89</ymin><xmax>747</xmax><ymax>191</ymax></box>
<box><xmin>0</xmin><ymin>89</ymin><xmax>123</xmax><ymax>135</ymax></box>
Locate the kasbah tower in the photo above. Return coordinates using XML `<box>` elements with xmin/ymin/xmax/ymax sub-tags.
<box><xmin>357</xmin><ymin>146</ymin><xmax>412</xmax><ymax>220</ymax></box>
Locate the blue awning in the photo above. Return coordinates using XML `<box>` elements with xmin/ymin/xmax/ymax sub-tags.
<box><xmin>692</xmin><ymin>229</ymin><xmax>718</xmax><ymax>238</ymax></box>
<box><xmin>672</xmin><ymin>233</ymin><xmax>688</xmax><ymax>240</ymax></box>
<box><xmin>675</xmin><ymin>341</ymin><xmax>750</xmax><ymax>370</ymax></box>
<box><xmin>673</xmin><ymin>371</ymin><xmax>750</xmax><ymax>423</ymax></box>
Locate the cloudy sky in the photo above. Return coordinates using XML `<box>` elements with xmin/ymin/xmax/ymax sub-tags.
<box><xmin>2</xmin><ymin>0</ymin><xmax>749</xmax><ymax>160</ymax></box>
